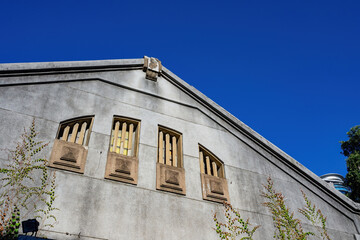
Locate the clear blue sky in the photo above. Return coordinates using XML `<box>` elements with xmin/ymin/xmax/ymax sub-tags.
<box><xmin>1</xmin><ymin>0</ymin><xmax>359</xmax><ymax>177</ymax></box>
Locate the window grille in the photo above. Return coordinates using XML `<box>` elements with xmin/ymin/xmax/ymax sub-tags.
<box><xmin>109</xmin><ymin>117</ymin><xmax>140</xmax><ymax>157</ymax></box>
<box><xmin>158</xmin><ymin>126</ymin><xmax>182</xmax><ymax>167</ymax></box>
<box><xmin>57</xmin><ymin>116</ymin><xmax>93</xmax><ymax>146</ymax></box>
<box><xmin>199</xmin><ymin>145</ymin><xmax>225</xmax><ymax>178</ymax></box>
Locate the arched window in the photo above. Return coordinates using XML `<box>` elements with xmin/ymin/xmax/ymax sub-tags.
<box><xmin>49</xmin><ymin>116</ymin><xmax>94</xmax><ymax>174</ymax></box>
<box><xmin>157</xmin><ymin>126</ymin><xmax>183</xmax><ymax>167</ymax></box>
<box><xmin>156</xmin><ymin>126</ymin><xmax>186</xmax><ymax>195</ymax></box>
<box><xmin>105</xmin><ymin>116</ymin><xmax>141</xmax><ymax>185</ymax></box>
<box><xmin>199</xmin><ymin>146</ymin><xmax>225</xmax><ymax>178</ymax></box>
<box><xmin>56</xmin><ymin>117</ymin><xmax>93</xmax><ymax>146</ymax></box>
<box><xmin>199</xmin><ymin>144</ymin><xmax>229</xmax><ymax>203</ymax></box>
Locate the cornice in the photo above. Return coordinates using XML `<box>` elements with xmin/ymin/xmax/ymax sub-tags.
<box><xmin>0</xmin><ymin>59</ymin><xmax>143</xmax><ymax>77</ymax></box>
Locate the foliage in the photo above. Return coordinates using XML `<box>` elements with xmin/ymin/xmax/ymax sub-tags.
<box><xmin>213</xmin><ymin>178</ymin><xmax>331</xmax><ymax>240</ymax></box>
<box><xmin>213</xmin><ymin>201</ymin><xmax>259</xmax><ymax>240</ymax></box>
<box><xmin>340</xmin><ymin>125</ymin><xmax>360</xmax><ymax>202</ymax></box>
<box><xmin>261</xmin><ymin>178</ymin><xmax>313</xmax><ymax>240</ymax></box>
<box><xmin>6</xmin><ymin>205</ymin><xmax>20</xmax><ymax>239</ymax></box>
<box><xmin>340</xmin><ymin>126</ymin><xmax>360</xmax><ymax>157</ymax></box>
<box><xmin>299</xmin><ymin>191</ymin><xmax>330</xmax><ymax>240</ymax></box>
<box><xmin>344</xmin><ymin>153</ymin><xmax>360</xmax><ymax>202</ymax></box>
<box><xmin>0</xmin><ymin>120</ymin><xmax>58</xmax><ymax>238</ymax></box>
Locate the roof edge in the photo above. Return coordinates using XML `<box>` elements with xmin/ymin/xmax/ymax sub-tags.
<box><xmin>0</xmin><ymin>58</ymin><xmax>143</xmax><ymax>74</ymax></box>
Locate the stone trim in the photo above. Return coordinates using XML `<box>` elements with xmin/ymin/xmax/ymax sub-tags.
<box><xmin>200</xmin><ymin>173</ymin><xmax>230</xmax><ymax>203</ymax></box>
<box><xmin>49</xmin><ymin>139</ymin><xmax>88</xmax><ymax>174</ymax></box>
<box><xmin>156</xmin><ymin>163</ymin><xmax>186</xmax><ymax>195</ymax></box>
<box><xmin>143</xmin><ymin>56</ymin><xmax>162</xmax><ymax>81</ymax></box>
<box><xmin>49</xmin><ymin>116</ymin><xmax>94</xmax><ymax>174</ymax></box>
<box><xmin>104</xmin><ymin>152</ymin><xmax>138</xmax><ymax>185</ymax></box>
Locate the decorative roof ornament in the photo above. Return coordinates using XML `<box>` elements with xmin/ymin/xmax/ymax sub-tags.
<box><xmin>143</xmin><ymin>56</ymin><xmax>162</xmax><ymax>81</ymax></box>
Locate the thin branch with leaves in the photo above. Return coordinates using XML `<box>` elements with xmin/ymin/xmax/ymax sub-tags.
<box><xmin>299</xmin><ymin>190</ymin><xmax>330</xmax><ymax>240</ymax></box>
<box><xmin>213</xmin><ymin>201</ymin><xmax>259</xmax><ymax>240</ymax></box>
<box><xmin>261</xmin><ymin>177</ymin><xmax>314</xmax><ymax>240</ymax></box>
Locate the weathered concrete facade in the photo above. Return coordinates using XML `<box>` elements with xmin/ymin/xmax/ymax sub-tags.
<box><xmin>0</xmin><ymin>58</ymin><xmax>359</xmax><ymax>239</ymax></box>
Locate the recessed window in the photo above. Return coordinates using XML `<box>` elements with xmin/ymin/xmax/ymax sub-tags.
<box><xmin>157</xmin><ymin>126</ymin><xmax>182</xmax><ymax>167</ymax></box>
<box><xmin>105</xmin><ymin>116</ymin><xmax>141</xmax><ymax>185</ymax></box>
<box><xmin>109</xmin><ymin>117</ymin><xmax>140</xmax><ymax>157</ymax></box>
<box><xmin>156</xmin><ymin>126</ymin><xmax>185</xmax><ymax>195</ymax></box>
<box><xmin>199</xmin><ymin>144</ymin><xmax>229</xmax><ymax>203</ymax></box>
<box><xmin>57</xmin><ymin>117</ymin><xmax>93</xmax><ymax>146</ymax></box>
<box><xmin>49</xmin><ymin>116</ymin><xmax>94</xmax><ymax>174</ymax></box>
<box><xmin>199</xmin><ymin>145</ymin><xmax>225</xmax><ymax>178</ymax></box>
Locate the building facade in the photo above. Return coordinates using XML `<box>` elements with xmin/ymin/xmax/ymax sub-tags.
<box><xmin>0</xmin><ymin>57</ymin><xmax>359</xmax><ymax>239</ymax></box>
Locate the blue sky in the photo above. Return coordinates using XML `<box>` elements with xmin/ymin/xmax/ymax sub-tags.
<box><xmin>1</xmin><ymin>0</ymin><xmax>359</xmax><ymax>177</ymax></box>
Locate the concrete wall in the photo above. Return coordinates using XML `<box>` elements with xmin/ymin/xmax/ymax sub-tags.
<box><xmin>0</xmin><ymin>59</ymin><xmax>359</xmax><ymax>240</ymax></box>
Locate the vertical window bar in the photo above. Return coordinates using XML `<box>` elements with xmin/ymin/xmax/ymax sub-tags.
<box><xmin>110</xmin><ymin>130</ymin><xmax>114</xmax><ymax>149</ymax></box>
<box><xmin>62</xmin><ymin>126</ymin><xmax>70</xmax><ymax>141</ymax></box>
<box><xmin>169</xmin><ymin>140</ymin><xmax>172</xmax><ymax>166</ymax></box>
<box><xmin>123</xmin><ymin>131</ymin><xmax>129</xmax><ymax>155</ymax></box>
<box><xmin>212</xmin><ymin>162</ymin><xmax>218</xmax><ymax>177</ymax></box>
<box><xmin>119</xmin><ymin>122</ymin><xmax>127</xmax><ymax>154</ymax></box>
<box><xmin>69</xmin><ymin>123</ymin><xmax>79</xmax><ymax>143</ymax></box>
<box><xmin>116</xmin><ymin>134</ymin><xmax>121</xmax><ymax>154</ymax></box>
<box><xmin>112</xmin><ymin>121</ymin><xmax>120</xmax><ymax>152</ymax></box>
<box><xmin>206</xmin><ymin>156</ymin><xmax>211</xmax><ymax>176</ymax></box>
<box><xmin>84</xmin><ymin>129</ymin><xmax>89</xmax><ymax>146</ymax></box>
<box><xmin>172</xmin><ymin>136</ymin><xmax>177</xmax><ymax>167</ymax></box>
<box><xmin>127</xmin><ymin>124</ymin><xmax>134</xmax><ymax>156</ymax></box>
<box><xmin>158</xmin><ymin>131</ymin><xmax>164</xmax><ymax>163</ymax></box>
<box><xmin>77</xmin><ymin>122</ymin><xmax>87</xmax><ymax>145</ymax></box>
<box><xmin>219</xmin><ymin>165</ymin><xmax>224</xmax><ymax>178</ymax></box>
<box><xmin>199</xmin><ymin>151</ymin><xmax>205</xmax><ymax>174</ymax></box>
<box><xmin>132</xmin><ymin>129</ymin><xmax>136</xmax><ymax>155</ymax></box>
<box><xmin>165</xmin><ymin>133</ymin><xmax>171</xmax><ymax>165</ymax></box>
<box><xmin>163</xmin><ymin>139</ymin><xmax>165</xmax><ymax>163</ymax></box>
